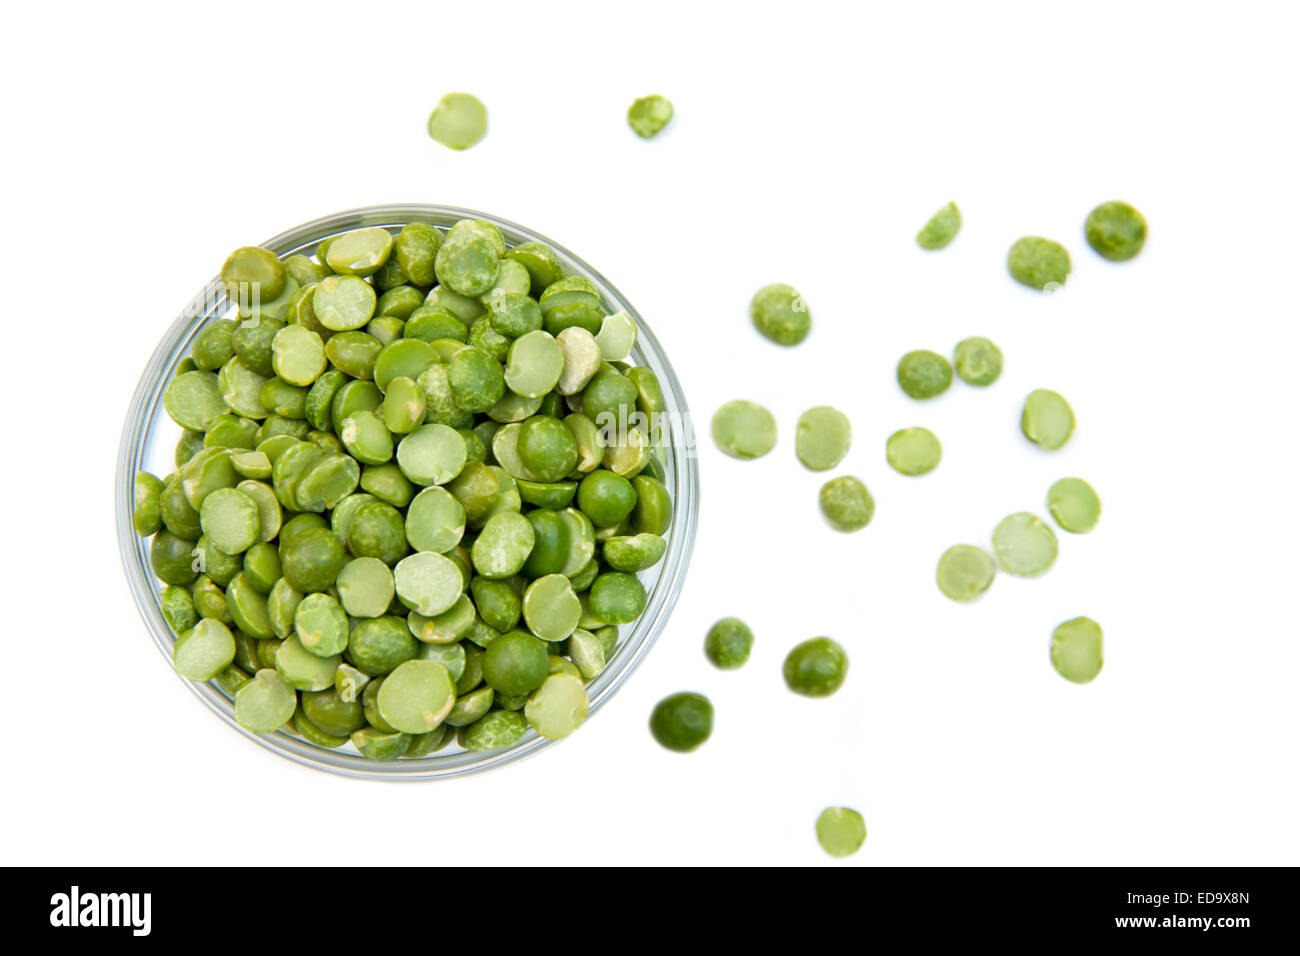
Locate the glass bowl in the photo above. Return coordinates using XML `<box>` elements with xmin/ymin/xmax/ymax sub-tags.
<box><xmin>116</xmin><ymin>203</ymin><xmax>699</xmax><ymax>780</ymax></box>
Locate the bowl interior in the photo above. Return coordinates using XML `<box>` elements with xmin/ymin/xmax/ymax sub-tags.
<box><xmin>116</xmin><ymin>204</ymin><xmax>698</xmax><ymax>779</ymax></box>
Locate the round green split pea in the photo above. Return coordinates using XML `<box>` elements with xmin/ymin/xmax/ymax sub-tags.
<box><xmin>1047</xmin><ymin>477</ymin><xmax>1101</xmax><ymax>533</ymax></box>
<box><xmin>992</xmin><ymin>512</ymin><xmax>1058</xmax><ymax>577</ymax></box>
<box><xmin>173</xmin><ymin>619</ymin><xmax>235</xmax><ymax>681</ymax></box>
<box><xmin>393</xmin><ymin>551</ymin><xmax>462</xmax><ymax>616</ymax></box>
<box><xmin>627</xmin><ymin>94</ymin><xmax>673</xmax><ymax>139</ymax></box>
<box><xmin>525</xmin><ymin>673</ymin><xmax>589</xmax><ymax>740</ymax></box>
<box><xmin>1008</xmin><ymin>237</ymin><xmax>1071</xmax><ymax>291</ymax></box>
<box><xmin>704</xmin><ymin>617</ymin><xmax>754</xmax><ymax>670</ymax></box>
<box><xmin>896</xmin><ymin>350</ymin><xmax>952</xmax><ymax>400</ymax></box>
<box><xmin>750</xmin><ymin>283</ymin><xmax>810</xmax><ymax>346</ymax></box>
<box><xmin>712</xmin><ymin>400</ymin><xmax>777</xmax><ymax>459</ymax></box>
<box><xmin>885</xmin><ymin>427</ymin><xmax>941</xmax><ymax>476</ymax></box>
<box><xmin>428</xmin><ymin>92</ymin><xmax>488</xmax><ymax>150</ymax></box>
<box><xmin>953</xmin><ymin>336</ymin><xmax>1003</xmax><ymax>386</ymax></box>
<box><xmin>377</xmin><ymin>659</ymin><xmax>456</xmax><ymax>733</ymax></box>
<box><xmin>795</xmin><ymin>406</ymin><xmax>851</xmax><ymax>471</ymax></box>
<box><xmin>1021</xmin><ymin>389</ymin><xmax>1075</xmax><ymax>450</ymax></box>
<box><xmin>936</xmin><ymin>545</ymin><xmax>996</xmax><ymax>602</ymax></box>
<box><xmin>649</xmin><ymin>692</ymin><xmax>713</xmax><ymax>752</ymax></box>
<box><xmin>818</xmin><ymin>476</ymin><xmax>874</xmax><ymax>532</ymax></box>
<box><xmin>816</xmin><ymin>807</ymin><xmax>867</xmax><ymax>858</ymax></box>
<box><xmin>1051</xmin><ymin>617</ymin><xmax>1104</xmax><ymax>684</ymax></box>
<box><xmin>234</xmin><ymin>669</ymin><xmax>296</xmax><ymax>734</ymax></box>
<box><xmin>783</xmin><ymin>637</ymin><xmax>848</xmax><ymax>698</ymax></box>
<box><xmin>1085</xmin><ymin>201</ymin><xmax>1147</xmax><ymax>262</ymax></box>
<box><xmin>483</xmin><ymin>630</ymin><xmax>549</xmax><ymax>696</ymax></box>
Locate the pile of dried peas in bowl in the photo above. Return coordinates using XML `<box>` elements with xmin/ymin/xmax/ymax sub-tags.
<box><xmin>132</xmin><ymin>217</ymin><xmax>676</xmax><ymax>760</ymax></box>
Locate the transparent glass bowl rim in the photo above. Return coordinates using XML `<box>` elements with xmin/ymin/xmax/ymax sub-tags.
<box><xmin>115</xmin><ymin>202</ymin><xmax>699</xmax><ymax>781</ymax></box>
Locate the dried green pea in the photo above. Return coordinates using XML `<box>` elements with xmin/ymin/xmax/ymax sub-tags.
<box><xmin>627</xmin><ymin>94</ymin><xmax>673</xmax><ymax>138</ymax></box>
<box><xmin>953</xmin><ymin>336</ymin><xmax>1003</xmax><ymax>386</ymax></box>
<box><xmin>916</xmin><ymin>201</ymin><xmax>961</xmax><ymax>250</ymax></box>
<box><xmin>750</xmin><ymin>283</ymin><xmax>810</xmax><ymax>346</ymax></box>
<box><xmin>1085</xmin><ymin>201</ymin><xmax>1147</xmax><ymax>262</ymax></box>
<box><xmin>427</xmin><ymin>92</ymin><xmax>488</xmax><ymax>150</ymax></box>
<box><xmin>936</xmin><ymin>545</ymin><xmax>996</xmax><ymax>602</ymax></box>
<box><xmin>1021</xmin><ymin>389</ymin><xmax>1075</xmax><ymax>450</ymax></box>
<box><xmin>1047</xmin><ymin>477</ymin><xmax>1101</xmax><ymax>533</ymax></box>
<box><xmin>1050</xmin><ymin>617</ymin><xmax>1104</xmax><ymax>684</ymax></box>
<box><xmin>1008</xmin><ymin>237</ymin><xmax>1071</xmax><ymax>291</ymax></box>
<box><xmin>818</xmin><ymin>476</ymin><xmax>874</xmax><ymax>533</ymax></box>
<box><xmin>795</xmin><ymin>406</ymin><xmax>851</xmax><ymax>471</ymax></box>
<box><xmin>885</xmin><ymin>427</ymin><xmax>941</xmax><ymax>476</ymax></box>
<box><xmin>712</xmin><ymin>400</ymin><xmax>777</xmax><ymax>460</ymax></box>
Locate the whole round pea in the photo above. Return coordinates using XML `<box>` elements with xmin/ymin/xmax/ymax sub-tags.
<box><xmin>280</xmin><ymin>526</ymin><xmax>346</xmax><ymax>593</ymax></box>
<box><xmin>815</xmin><ymin>807</ymin><xmax>867</xmax><ymax>858</ymax></box>
<box><xmin>936</xmin><ymin>545</ymin><xmax>996</xmax><ymax>602</ymax></box>
<box><xmin>1047</xmin><ymin>477</ymin><xmax>1101</xmax><ymax>533</ymax></box>
<box><xmin>427</xmin><ymin>92</ymin><xmax>488</xmax><ymax>150</ymax></box>
<box><xmin>1050</xmin><ymin>616</ymin><xmax>1104</xmax><ymax>684</ymax></box>
<box><xmin>482</xmin><ymin>630</ymin><xmax>550</xmax><ymax>696</ymax></box>
<box><xmin>1085</xmin><ymin>201</ymin><xmax>1147</xmax><ymax>262</ymax></box>
<box><xmin>750</xmin><ymin>283</ymin><xmax>811</xmax><ymax>346</ymax></box>
<box><xmin>588</xmin><ymin>572</ymin><xmax>647</xmax><ymax>625</ymax></box>
<box><xmin>795</xmin><ymin>406</ymin><xmax>851</xmax><ymax>471</ymax></box>
<box><xmin>1008</xmin><ymin>236</ymin><xmax>1071</xmax><ymax>291</ymax></box>
<box><xmin>885</xmin><ymin>427</ymin><xmax>942</xmax><ymax>476</ymax></box>
<box><xmin>783</xmin><ymin>637</ymin><xmax>848</xmax><ymax>698</ymax></box>
<box><xmin>649</xmin><ymin>692</ymin><xmax>713</xmax><ymax>752</ymax></box>
<box><xmin>517</xmin><ymin>415</ymin><xmax>579</xmax><ymax>482</ymax></box>
<box><xmin>953</xmin><ymin>336</ymin><xmax>1003</xmax><ymax>386</ymax></box>
<box><xmin>712</xmin><ymin>400</ymin><xmax>777</xmax><ymax>459</ymax></box>
<box><xmin>1021</xmin><ymin>389</ymin><xmax>1075</xmax><ymax>450</ymax></box>
<box><xmin>576</xmin><ymin>469</ymin><xmax>636</xmax><ymax>528</ymax></box>
<box><xmin>896</xmin><ymin>350</ymin><xmax>953</xmax><ymax>399</ymax></box>
<box><xmin>818</xmin><ymin>476</ymin><xmax>874</xmax><ymax>532</ymax></box>
<box><xmin>992</xmin><ymin>512</ymin><xmax>1058</xmax><ymax>577</ymax></box>
<box><xmin>704</xmin><ymin>617</ymin><xmax>754</xmax><ymax>670</ymax></box>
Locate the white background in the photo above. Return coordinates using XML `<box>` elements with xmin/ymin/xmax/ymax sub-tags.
<box><xmin>3</xmin><ymin>0</ymin><xmax>1297</xmax><ymax>866</ymax></box>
